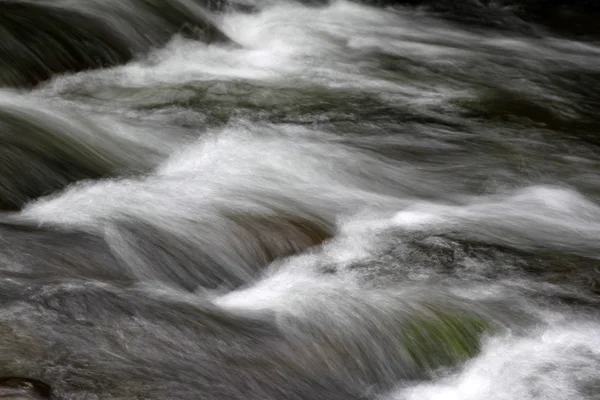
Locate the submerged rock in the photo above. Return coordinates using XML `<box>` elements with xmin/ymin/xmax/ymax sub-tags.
<box><xmin>0</xmin><ymin>278</ymin><xmax>508</xmax><ymax>399</ymax></box>
<box><xmin>0</xmin><ymin>1</ymin><xmax>131</xmax><ymax>87</ymax></box>
<box><xmin>108</xmin><ymin>213</ymin><xmax>333</xmax><ymax>291</ymax></box>
<box><xmin>0</xmin><ymin>101</ymin><xmax>154</xmax><ymax>210</ymax></box>
<box><xmin>0</xmin><ymin>280</ymin><xmax>365</xmax><ymax>400</ymax></box>
<box><xmin>0</xmin><ymin>378</ymin><xmax>50</xmax><ymax>399</ymax></box>
<box><xmin>0</xmin><ymin>0</ymin><xmax>231</xmax><ymax>87</ymax></box>
<box><xmin>259</xmin><ymin>281</ymin><xmax>505</xmax><ymax>390</ymax></box>
<box><xmin>294</xmin><ymin>307</ymin><xmax>494</xmax><ymax>386</ymax></box>
<box><xmin>402</xmin><ymin>307</ymin><xmax>491</xmax><ymax>371</ymax></box>
<box><xmin>0</xmin><ymin>85</ymin><xmax>187</xmax><ymax>211</ymax></box>
<box><xmin>0</xmin><ymin>109</ymin><xmax>115</xmax><ymax>210</ymax></box>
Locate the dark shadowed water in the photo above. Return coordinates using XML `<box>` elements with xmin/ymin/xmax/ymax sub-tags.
<box><xmin>1</xmin><ymin>0</ymin><xmax>600</xmax><ymax>399</ymax></box>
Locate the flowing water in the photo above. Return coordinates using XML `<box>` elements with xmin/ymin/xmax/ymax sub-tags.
<box><xmin>1</xmin><ymin>0</ymin><xmax>600</xmax><ymax>399</ymax></box>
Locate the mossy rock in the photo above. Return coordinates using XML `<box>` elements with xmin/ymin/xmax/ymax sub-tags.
<box><xmin>281</xmin><ymin>293</ymin><xmax>496</xmax><ymax>390</ymax></box>
<box><xmin>402</xmin><ymin>308</ymin><xmax>491</xmax><ymax>371</ymax></box>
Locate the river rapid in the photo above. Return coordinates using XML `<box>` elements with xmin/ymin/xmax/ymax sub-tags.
<box><xmin>0</xmin><ymin>0</ymin><xmax>599</xmax><ymax>399</ymax></box>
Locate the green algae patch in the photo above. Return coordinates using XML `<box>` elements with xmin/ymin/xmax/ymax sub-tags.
<box><xmin>403</xmin><ymin>309</ymin><xmax>492</xmax><ymax>371</ymax></box>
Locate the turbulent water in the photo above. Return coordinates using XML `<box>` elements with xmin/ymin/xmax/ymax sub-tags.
<box><xmin>1</xmin><ymin>0</ymin><xmax>600</xmax><ymax>399</ymax></box>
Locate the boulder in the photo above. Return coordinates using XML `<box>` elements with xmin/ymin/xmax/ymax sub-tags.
<box><xmin>0</xmin><ymin>0</ymin><xmax>231</xmax><ymax>87</ymax></box>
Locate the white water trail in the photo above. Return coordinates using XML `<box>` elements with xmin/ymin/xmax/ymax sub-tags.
<box><xmin>1</xmin><ymin>1</ymin><xmax>599</xmax><ymax>398</ymax></box>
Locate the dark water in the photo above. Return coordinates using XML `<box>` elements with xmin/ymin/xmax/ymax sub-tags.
<box><xmin>1</xmin><ymin>0</ymin><xmax>600</xmax><ymax>399</ymax></box>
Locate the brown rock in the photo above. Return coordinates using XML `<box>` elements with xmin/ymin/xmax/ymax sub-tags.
<box><xmin>0</xmin><ymin>378</ymin><xmax>50</xmax><ymax>399</ymax></box>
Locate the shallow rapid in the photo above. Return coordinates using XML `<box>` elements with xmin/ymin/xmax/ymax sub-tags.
<box><xmin>0</xmin><ymin>0</ymin><xmax>599</xmax><ymax>399</ymax></box>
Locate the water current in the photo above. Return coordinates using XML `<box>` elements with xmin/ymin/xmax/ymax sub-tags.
<box><xmin>0</xmin><ymin>0</ymin><xmax>600</xmax><ymax>399</ymax></box>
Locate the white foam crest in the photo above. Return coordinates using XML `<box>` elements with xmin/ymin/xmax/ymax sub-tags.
<box><xmin>392</xmin><ymin>186</ymin><xmax>600</xmax><ymax>256</ymax></box>
<box><xmin>36</xmin><ymin>0</ymin><xmax>600</xmax><ymax>111</ymax></box>
<box><xmin>26</xmin><ymin>118</ymin><xmax>468</xmax><ymax>229</ymax></box>
<box><xmin>214</xmin><ymin>263</ymin><xmax>345</xmax><ymax>312</ymax></box>
<box><xmin>38</xmin><ymin>1</ymin><xmax>477</xmax><ymax>102</ymax></box>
